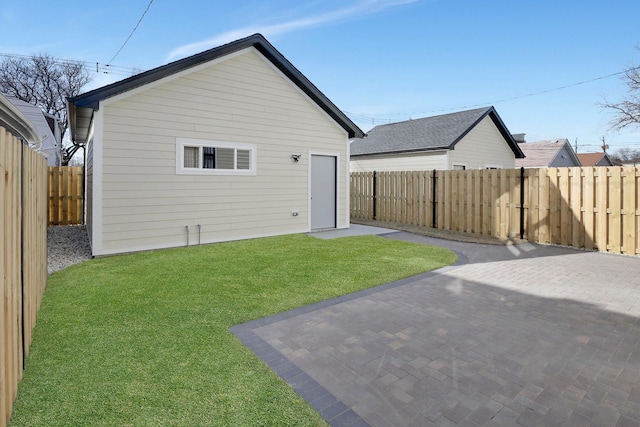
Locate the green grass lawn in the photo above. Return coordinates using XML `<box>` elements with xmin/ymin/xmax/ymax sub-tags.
<box><xmin>10</xmin><ymin>234</ymin><xmax>456</xmax><ymax>426</ymax></box>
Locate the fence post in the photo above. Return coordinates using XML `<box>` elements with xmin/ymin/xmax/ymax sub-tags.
<box><xmin>432</xmin><ymin>169</ymin><xmax>437</xmax><ymax>228</ymax></box>
<box><xmin>372</xmin><ymin>171</ymin><xmax>377</xmax><ymax>220</ymax></box>
<box><xmin>520</xmin><ymin>167</ymin><xmax>525</xmax><ymax>239</ymax></box>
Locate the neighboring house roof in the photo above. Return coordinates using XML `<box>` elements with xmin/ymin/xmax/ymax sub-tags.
<box><xmin>577</xmin><ymin>152</ymin><xmax>614</xmax><ymax>167</ymax></box>
<box><xmin>350</xmin><ymin>106</ymin><xmax>524</xmax><ymax>158</ymax></box>
<box><xmin>515</xmin><ymin>139</ymin><xmax>581</xmax><ymax>168</ymax></box>
<box><xmin>0</xmin><ymin>92</ymin><xmax>42</xmax><ymax>144</ymax></box>
<box><xmin>5</xmin><ymin>95</ymin><xmax>61</xmax><ymax>164</ymax></box>
<box><xmin>68</xmin><ymin>33</ymin><xmax>364</xmax><ymax>144</ymax></box>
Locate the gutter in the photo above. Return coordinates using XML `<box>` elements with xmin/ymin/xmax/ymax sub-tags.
<box><xmin>351</xmin><ymin>147</ymin><xmax>450</xmax><ymax>158</ymax></box>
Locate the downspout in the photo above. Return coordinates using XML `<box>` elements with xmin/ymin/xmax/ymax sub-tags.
<box><xmin>82</xmin><ymin>145</ymin><xmax>86</xmax><ymax>225</ymax></box>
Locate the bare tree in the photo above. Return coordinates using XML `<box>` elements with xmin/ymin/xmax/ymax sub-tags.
<box><xmin>0</xmin><ymin>53</ymin><xmax>92</xmax><ymax>164</ymax></box>
<box><xmin>602</xmin><ymin>49</ymin><xmax>640</xmax><ymax>131</ymax></box>
<box><xmin>609</xmin><ymin>147</ymin><xmax>640</xmax><ymax>165</ymax></box>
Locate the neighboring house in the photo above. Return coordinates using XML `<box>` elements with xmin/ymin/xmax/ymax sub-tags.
<box><xmin>0</xmin><ymin>92</ymin><xmax>42</xmax><ymax>144</ymax></box>
<box><xmin>350</xmin><ymin>106</ymin><xmax>524</xmax><ymax>172</ymax></box>
<box><xmin>515</xmin><ymin>138</ymin><xmax>581</xmax><ymax>168</ymax></box>
<box><xmin>5</xmin><ymin>95</ymin><xmax>62</xmax><ymax>166</ymax></box>
<box><xmin>577</xmin><ymin>152</ymin><xmax>614</xmax><ymax>167</ymax></box>
<box><xmin>67</xmin><ymin>33</ymin><xmax>364</xmax><ymax>257</ymax></box>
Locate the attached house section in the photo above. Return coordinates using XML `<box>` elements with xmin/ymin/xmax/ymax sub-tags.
<box><xmin>69</xmin><ymin>34</ymin><xmax>363</xmax><ymax>256</ymax></box>
<box><xmin>350</xmin><ymin>150</ymin><xmax>447</xmax><ymax>172</ymax></box>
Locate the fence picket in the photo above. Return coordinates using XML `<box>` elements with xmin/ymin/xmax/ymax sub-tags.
<box><xmin>622</xmin><ymin>167</ymin><xmax>636</xmax><ymax>255</ymax></box>
<box><xmin>594</xmin><ymin>168</ymin><xmax>607</xmax><ymax>251</ymax></box>
<box><xmin>558</xmin><ymin>168</ymin><xmax>570</xmax><ymax>246</ymax></box>
<box><xmin>451</xmin><ymin>171</ymin><xmax>459</xmax><ymax>231</ymax></box>
<box><xmin>582</xmin><ymin>167</ymin><xmax>594</xmax><ymax>249</ymax></box>
<box><xmin>570</xmin><ymin>168</ymin><xmax>582</xmax><ymax>248</ymax></box>
<box><xmin>609</xmin><ymin>168</ymin><xmax>622</xmax><ymax>253</ymax></box>
<box><xmin>482</xmin><ymin>171</ymin><xmax>490</xmax><ymax>235</ymax></box>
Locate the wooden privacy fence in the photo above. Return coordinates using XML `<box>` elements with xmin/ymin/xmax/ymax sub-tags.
<box><xmin>48</xmin><ymin>166</ymin><xmax>83</xmax><ymax>225</ymax></box>
<box><xmin>1</xmin><ymin>127</ymin><xmax>48</xmax><ymax>427</ymax></box>
<box><xmin>351</xmin><ymin>167</ymin><xmax>640</xmax><ymax>256</ymax></box>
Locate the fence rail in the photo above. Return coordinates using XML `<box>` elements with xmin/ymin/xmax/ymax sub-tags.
<box><xmin>351</xmin><ymin>167</ymin><xmax>640</xmax><ymax>256</ymax></box>
<box><xmin>48</xmin><ymin>166</ymin><xmax>83</xmax><ymax>225</ymax></box>
<box><xmin>1</xmin><ymin>126</ymin><xmax>48</xmax><ymax>427</ymax></box>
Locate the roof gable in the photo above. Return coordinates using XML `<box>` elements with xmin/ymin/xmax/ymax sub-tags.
<box><xmin>69</xmin><ymin>33</ymin><xmax>363</xmax><ymax>143</ymax></box>
<box><xmin>515</xmin><ymin>139</ymin><xmax>581</xmax><ymax>168</ymax></box>
<box><xmin>577</xmin><ymin>152</ymin><xmax>613</xmax><ymax>166</ymax></box>
<box><xmin>0</xmin><ymin>92</ymin><xmax>42</xmax><ymax>144</ymax></box>
<box><xmin>350</xmin><ymin>106</ymin><xmax>524</xmax><ymax>158</ymax></box>
<box><xmin>6</xmin><ymin>96</ymin><xmax>57</xmax><ymax>146</ymax></box>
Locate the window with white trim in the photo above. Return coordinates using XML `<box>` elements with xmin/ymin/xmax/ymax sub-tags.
<box><xmin>176</xmin><ymin>138</ymin><xmax>256</xmax><ymax>175</ymax></box>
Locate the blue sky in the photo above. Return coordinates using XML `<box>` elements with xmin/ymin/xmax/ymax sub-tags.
<box><xmin>2</xmin><ymin>0</ymin><xmax>639</xmax><ymax>153</ymax></box>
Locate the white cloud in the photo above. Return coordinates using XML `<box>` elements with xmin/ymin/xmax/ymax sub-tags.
<box><xmin>167</xmin><ymin>0</ymin><xmax>418</xmax><ymax>60</ymax></box>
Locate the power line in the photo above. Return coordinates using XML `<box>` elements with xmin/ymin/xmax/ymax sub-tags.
<box><xmin>106</xmin><ymin>0</ymin><xmax>155</xmax><ymax>65</ymax></box>
<box><xmin>0</xmin><ymin>52</ymin><xmax>140</xmax><ymax>76</ymax></box>
<box><xmin>346</xmin><ymin>68</ymin><xmax>639</xmax><ymax>125</ymax></box>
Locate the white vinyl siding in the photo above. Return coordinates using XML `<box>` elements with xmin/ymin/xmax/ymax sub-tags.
<box><xmin>94</xmin><ymin>47</ymin><xmax>348</xmax><ymax>256</ymax></box>
<box><xmin>448</xmin><ymin>116</ymin><xmax>516</xmax><ymax>169</ymax></box>
<box><xmin>350</xmin><ymin>151</ymin><xmax>446</xmax><ymax>172</ymax></box>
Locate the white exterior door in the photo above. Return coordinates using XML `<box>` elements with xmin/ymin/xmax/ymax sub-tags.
<box><xmin>310</xmin><ymin>155</ymin><xmax>337</xmax><ymax>230</ymax></box>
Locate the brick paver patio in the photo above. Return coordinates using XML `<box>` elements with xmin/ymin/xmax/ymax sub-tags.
<box><xmin>231</xmin><ymin>231</ymin><xmax>640</xmax><ymax>426</ymax></box>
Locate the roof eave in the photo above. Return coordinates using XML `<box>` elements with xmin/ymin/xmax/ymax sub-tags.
<box><xmin>486</xmin><ymin>107</ymin><xmax>525</xmax><ymax>158</ymax></box>
<box><xmin>351</xmin><ymin>146</ymin><xmax>450</xmax><ymax>157</ymax></box>
<box><xmin>68</xmin><ymin>33</ymin><xmax>364</xmax><ymax>139</ymax></box>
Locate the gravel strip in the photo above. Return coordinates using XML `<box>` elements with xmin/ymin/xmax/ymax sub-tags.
<box><xmin>47</xmin><ymin>225</ymin><xmax>92</xmax><ymax>274</ymax></box>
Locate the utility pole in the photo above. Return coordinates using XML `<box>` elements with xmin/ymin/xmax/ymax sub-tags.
<box><xmin>574</xmin><ymin>138</ymin><xmax>578</xmax><ymax>153</ymax></box>
<box><xmin>600</xmin><ymin>136</ymin><xmax>609</xmax><ymax>153</ymax></box>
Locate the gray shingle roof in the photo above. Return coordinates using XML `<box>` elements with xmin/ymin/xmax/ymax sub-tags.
<box><xmin>350</xmin><ymin>106</ymin><xmax>524</xmax><ymax>158</ymax></box>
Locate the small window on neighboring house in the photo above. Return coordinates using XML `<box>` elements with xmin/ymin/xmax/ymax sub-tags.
<box><xmin>453</xmin><ymin>164</ymin><xmax>466</xmax><ymax>170</ymax></box>
<box><xmin>177</xmin><ymin>138</ymin><xmax>256</xmax><ymax>175</ymax></box>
